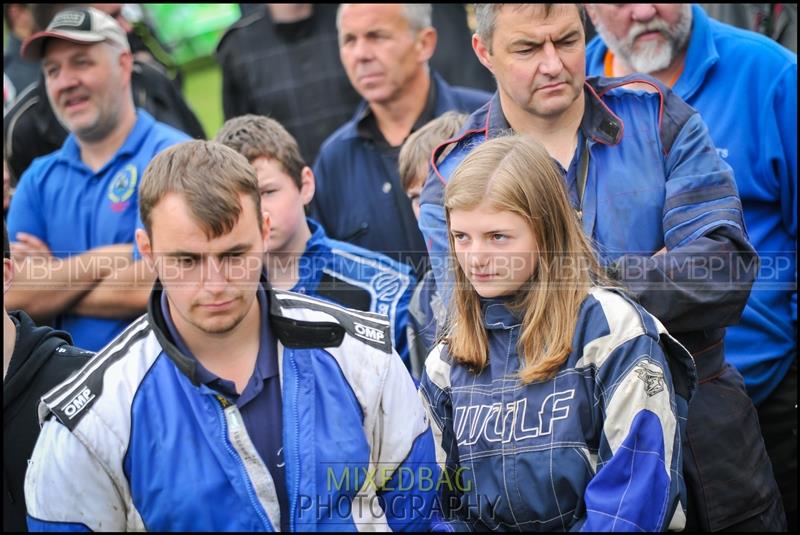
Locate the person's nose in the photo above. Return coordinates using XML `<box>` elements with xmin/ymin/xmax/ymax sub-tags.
<box><xmin>201</xmin><ymin>255</ymin><xmax>228</xmax><ymax>293</ymax></box>
<box><xmin>466</xmin><ymin>242</ymin><xmax>492</xmax><ymax>271</ymax></box>
<box><xmin>630</xmin><ymin>4</ymin><xmax>658</xmax><ymax>23</ymax></box>
<box><xmin>351</xmin><ymin>36</ymin><xmax>374</xmax><ymax>63</ymax></box>
<box><xmin>538</xmin><ymin>41</ymin><xmax>564</xmax><ymax>78</ymax></box>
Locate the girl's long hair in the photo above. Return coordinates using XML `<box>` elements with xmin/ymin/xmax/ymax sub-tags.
<box><xmin>444</xmin><ymin>135</ymin><xmax>612</xmax><ymax>383</ymax></box>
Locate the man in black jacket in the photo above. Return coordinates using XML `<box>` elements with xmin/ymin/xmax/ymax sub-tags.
<box><xmin>2</xmin><ymin>225</ymin><xmax>93</xmax><ymax>531</ymax></box>
<box><xmin>217</xmin><ymin>4</ymin><xmax>362</xmax><ymax>164</ymax></box>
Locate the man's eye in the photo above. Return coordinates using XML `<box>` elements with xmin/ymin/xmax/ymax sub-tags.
<box><xmin>514</xmin><ymin>48</ymin><xmax>534</xmax><ymax>55</ymax></box>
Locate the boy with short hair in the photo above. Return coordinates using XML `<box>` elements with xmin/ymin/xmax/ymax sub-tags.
<box><xmin>216</xmin><ymin>115</ymin><xmax>416</xmax><ymax>368</ymax></box>
<box><xmin>398</xmin><ymin>112</ymin><xmax>467</xmax><ymax>377</ymax></box>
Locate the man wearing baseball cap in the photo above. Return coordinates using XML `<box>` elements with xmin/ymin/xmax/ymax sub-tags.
<box><xmin>6</xmin><ymin>7</ymin><xmax>190</xmax><ymax>352</ymax></box>
<box><xmin>21</xmin><ymin>6</ymin><xmax>132</xmax><ymax>59</ymax></box>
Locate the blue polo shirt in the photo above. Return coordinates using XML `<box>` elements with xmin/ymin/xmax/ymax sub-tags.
<box><xmin>7</xmin><ymin>109</ymin><xmax>189</xmax><ymax>351</ymax></box>
<box><xmin>160</xmin><ymin>286</ymin><xmax>290</xmax><ymax>531</ymax></box>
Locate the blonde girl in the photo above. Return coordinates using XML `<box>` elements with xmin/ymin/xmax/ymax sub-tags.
<box><xmin>420</xmin><ymin>135</ymin><xmax>695</xmax><ymax>532</ymax></box>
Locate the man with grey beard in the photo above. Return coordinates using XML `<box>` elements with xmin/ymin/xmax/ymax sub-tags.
<box><xmin>587</xmin><ymin>5</ymin><xmax>796</xmax><ymax>531</ymax></box>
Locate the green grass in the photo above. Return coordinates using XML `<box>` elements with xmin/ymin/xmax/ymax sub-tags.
<box><xmin>181</xmin><ymin>59</ymin><xmax>223</xmax><ymax>139</ymax></box>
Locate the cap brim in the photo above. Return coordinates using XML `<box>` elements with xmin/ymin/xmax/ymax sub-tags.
<box><xmin>21</xmin><ymin>30</ymin><xmax>106</xmax><ymax>61</ymax></box>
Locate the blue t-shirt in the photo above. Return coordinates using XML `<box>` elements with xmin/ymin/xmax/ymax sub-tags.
<box><xmin>160</xmin><ymin>286</ymin><xmax>290</xmax><ymax>531</ymax></box>
<box><xmin>7</xmin><ymin>110</ymin><xmax>189</xmax><ymax>351</ymax></box>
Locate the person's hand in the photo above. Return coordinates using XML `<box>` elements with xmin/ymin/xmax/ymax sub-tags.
<box><xmin>11</xmin><ymin>232</ymin><xmax>53</xmax><ymax>260</ymax></box>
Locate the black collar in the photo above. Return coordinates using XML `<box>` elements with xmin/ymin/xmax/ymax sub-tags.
<box><xmin>483</xmin><ymin>79</ymin><xmax>624</xmax><ymax>146</ymax></box>
<box><xmin>146</xmin><ymin>271</ymin><xmax>347</xmax><ymax>385</ymax></box>
<box><xmin>355</xmin><ymin>76</ymin><xmax>438</xmax><ymax>148</ymax></box>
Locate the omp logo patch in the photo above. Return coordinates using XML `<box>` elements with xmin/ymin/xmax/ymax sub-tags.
<box><xmin>354</xmin><ymin>321</ymin><xmax>385</xmax><ymax>343</ymax></box>
<box><xmin>63</xmin><ymin>386</ymin><xmax>96</xmax><ymax>419</ymax></box>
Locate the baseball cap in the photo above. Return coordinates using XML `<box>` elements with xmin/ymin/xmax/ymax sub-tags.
<box><xmin>21</xmin><ymin>7</ymin><xmax>131</xmax><ymax>61</ymax></box>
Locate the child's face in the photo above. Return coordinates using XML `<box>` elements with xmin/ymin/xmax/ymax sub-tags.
<box><xmin>449</xmin><ymin>201</ymin><xmax>539</xmax><ymax>298</ymax></box>
<box><xmin>251</xmin><ymin>157</ymin><xmax>311</xmax><ymax>254</ymax></box>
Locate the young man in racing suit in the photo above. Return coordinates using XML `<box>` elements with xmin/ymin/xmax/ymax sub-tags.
<box><xmin>24</xmin><ymin>141</ymin><xmax>439</xmax><ymax>531</ymax></box>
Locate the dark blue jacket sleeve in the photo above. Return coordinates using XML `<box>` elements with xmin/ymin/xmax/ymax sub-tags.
<box><xmin>613</xmin><ymin>112</ymin><xmax>758</xmax><ymax>334</ymax></box>
<box><xmin>574</xmin><ymin>333</ymin><xmax>687</xmax><ymax>532</ymax></box>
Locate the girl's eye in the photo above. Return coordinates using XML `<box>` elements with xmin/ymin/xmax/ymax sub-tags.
<box><xmin>492</xmin><ymin>233</ymin><xmax>508</xmax><ymax>242</ymax></box>
<box><xmin>452</xmin><ymin>232</ymin><xmax>467</xmax><ymax>242</ymax></box>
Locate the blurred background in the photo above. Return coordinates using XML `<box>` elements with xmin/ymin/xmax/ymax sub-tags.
<box><xmin>135</xmin><ymin>3</ymin><xmax>241</xmax><ymax>137</ymax></box>
<box><xmin>4</xmin><ymin>3</ymin><xmax>498</xmax><ymax>140</ymax></box>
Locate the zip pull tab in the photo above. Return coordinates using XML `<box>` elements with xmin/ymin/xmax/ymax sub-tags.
<box><xmin>215</xmin><ymin>394</ymin><xmax>232</xmax><ymax>409</ymax></box>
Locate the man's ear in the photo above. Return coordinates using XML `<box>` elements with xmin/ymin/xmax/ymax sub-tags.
<box><xmin>299</xmin><ymin>166</ymin><xmax>316</xmax><ymax>206</ymax></box>
<box><xmin>473</xmin><ymin>33</ymin><xmax>494</xmax><ymax>74</ymax></box>
<box><xmin>135</xmin><ymin>229</ymin><xmax>154</xmax><ymax>269</ymax></box>
<box><xmin>118</xmin><ymin>49</ymin><xmax>134</xmax><ymax>88</ymax></box>
<box><xmin>416</xmin><ymin>27</ymin><xmax>437</xmax><ymax>63</ymax></box>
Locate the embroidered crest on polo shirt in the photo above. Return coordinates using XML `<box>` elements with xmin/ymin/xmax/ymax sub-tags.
<box><xmin>108</xmin><ymin>164</ymin><xmax>138</xmax><ymax>212</ymax></box>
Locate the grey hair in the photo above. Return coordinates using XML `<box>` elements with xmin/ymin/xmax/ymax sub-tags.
<box><xmin>475</xmin><ymin>4</ymin><xmax>586</xmax><ymax>52</ymax></box>
<box><xmin>474</xmin><ymin>4</ymin><xmax>502</xmax><ymax>49</ymax></box>
<box><xmin>337</xmin><ymin>4</ymin><xmax>433</xmax><ymax>34</ymax></box>
<box><xmin>402</xmin><ymin>4</ymin><xmax>432</xmax><ymax>32</ymax></box>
